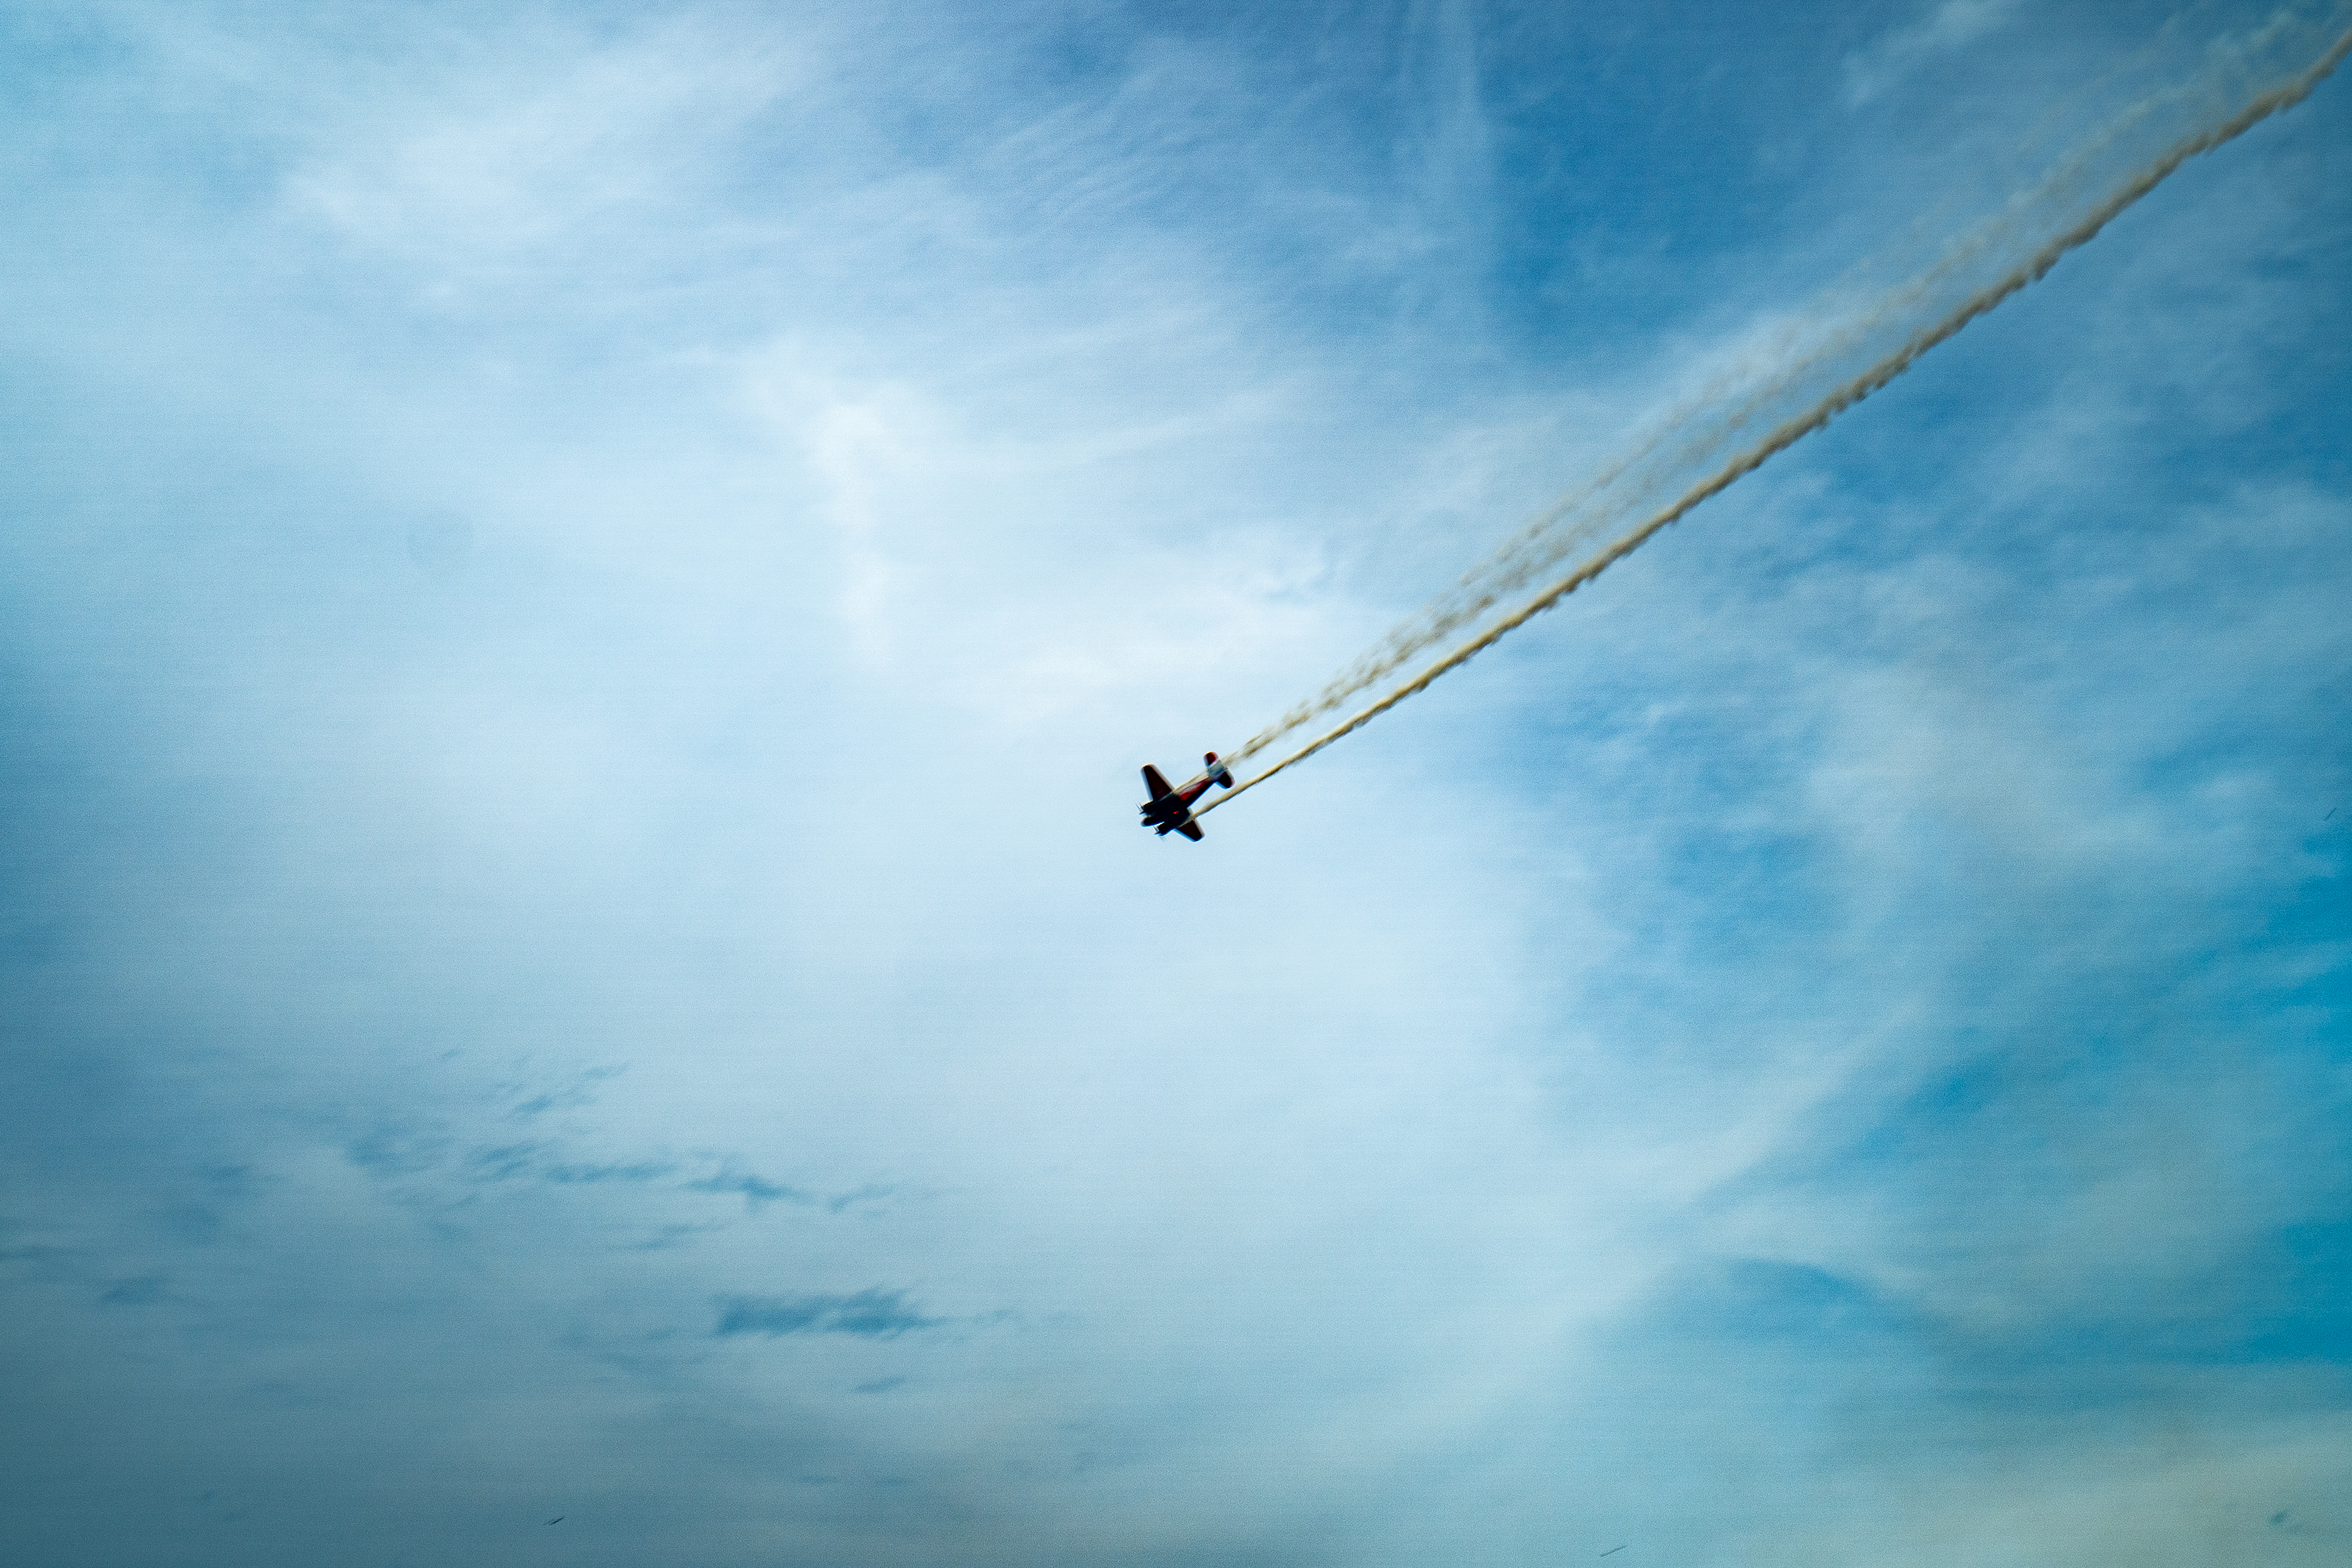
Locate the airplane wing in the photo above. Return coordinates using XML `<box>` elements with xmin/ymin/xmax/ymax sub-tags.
<box><xmin>1140</xmin><ymin>762</ymin><xmax>1207</xmax><ymax>841</ymax></box>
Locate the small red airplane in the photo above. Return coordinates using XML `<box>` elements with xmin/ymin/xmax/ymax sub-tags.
<box><xmin>1139</xmin><ymin>752</ymin><xmax>1235</xmax><ymax>841</ymax></box>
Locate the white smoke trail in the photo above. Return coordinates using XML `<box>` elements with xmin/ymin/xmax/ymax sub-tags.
<box><xmin>1201</xmin><ymin>9</ymin><xmax>2352</xmax><ymax>818</ymax></box>
<box><xmin>1223</xmin><ymin>4</ymin><xmax>2340</xmax><ymax>773</ymax></box>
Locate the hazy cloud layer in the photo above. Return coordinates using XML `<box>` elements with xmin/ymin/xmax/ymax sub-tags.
<box><xmin>2</xmin><ymin>2</ymin><xmax>2346</xmax><ymax>1565</ymax></box>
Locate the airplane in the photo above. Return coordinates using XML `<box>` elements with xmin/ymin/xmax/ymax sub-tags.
<box><xmin>1139</xmin><ymin>752</ymin><xmax>1235</xmax><ymax>841</ymax></box>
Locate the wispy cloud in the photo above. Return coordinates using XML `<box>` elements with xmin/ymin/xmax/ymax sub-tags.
<box><xmin>685</xmin><ymin>1167</ymin><xmax>808</xmax><ymax>1208</ymax></box>
<box><xmin>278</xmin><ymin>12</ymin><xmax>806</xmax><ymax>281</ymax></box>
<box><xmin>540</xmin><ymin>1160</ymin><xmax>677</xmax><ymax>1184</ymax></box>
<box><xmin>1844</xmin><ymin>0</ymin><xmax>2023</xmax><ymax>105</ymax></box>
<box><xmin>99</xmin><ymin>1274</ymin><xmax>169</xmax><ymax>1306</ymax></box>
<box><xmin>713</xmin><ymin>1288</ymin><xmax>942</xmax><ymax>1339</ymax></box>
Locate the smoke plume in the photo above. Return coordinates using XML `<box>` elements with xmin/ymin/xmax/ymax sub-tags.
<box><xmin>1200</xmin><ymin>4</ymin><xmax>2352</xmax><ymax>817</ymax></box>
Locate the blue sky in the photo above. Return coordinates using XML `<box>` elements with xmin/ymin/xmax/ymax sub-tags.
<box><xmin>2</xmin><ymin>2</ymin><xmax>2347</xmax><ymax>1564</ymax></box>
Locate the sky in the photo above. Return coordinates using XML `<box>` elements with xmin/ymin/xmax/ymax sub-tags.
<box><xmin>2</xmin><ymin>2</ymin><xmax>2347</xmax><ymax>1565</ymax></box>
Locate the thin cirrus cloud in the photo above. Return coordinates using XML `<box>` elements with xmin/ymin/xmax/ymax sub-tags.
<box><xmin>1843</xmin><ymin>0</ymin><xmax>2025</xmax><ymax>105</ymax></box>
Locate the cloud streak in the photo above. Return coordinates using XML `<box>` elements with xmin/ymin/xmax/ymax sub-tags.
<box><xmin>713</xmin><ymin>1289</ymin><xmax>943</xmax><ymax>1339</ymax></box>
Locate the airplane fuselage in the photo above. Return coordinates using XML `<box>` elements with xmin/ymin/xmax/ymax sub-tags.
<box><xmin>1139</xmin><ymin>751</ymin><xmax>1235</xmax><ymax>841</ymax></box>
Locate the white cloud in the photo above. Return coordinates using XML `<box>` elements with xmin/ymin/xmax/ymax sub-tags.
<box><xmin>1844</xmin><ymin>0</ymin><xmax>2023</xmax><ymax>106</ymax></box>
<box><xmin>278</xmin><ymin>15</ymin><xmax>803</xmax><ymax>272</ymax></box>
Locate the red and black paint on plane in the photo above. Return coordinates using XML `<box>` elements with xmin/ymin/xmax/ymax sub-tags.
<box><xmin>1138</xmin><ymin>753</ymin><xmax>1235</xmax><ymax>841</ymax></box>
